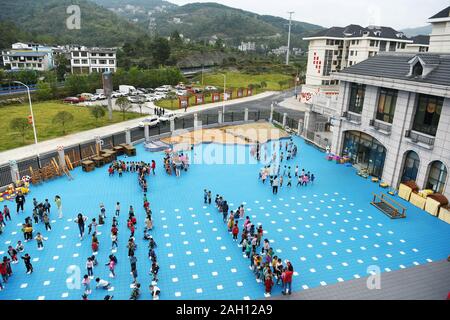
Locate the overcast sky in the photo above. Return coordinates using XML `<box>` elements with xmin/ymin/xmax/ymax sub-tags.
<box><xmin>169</xmin><ymin>0</ymin><xmax>449</xmax><ymax>29</ymax></box>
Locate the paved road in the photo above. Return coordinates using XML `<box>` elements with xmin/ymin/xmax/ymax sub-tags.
<box><xmin>90</xmin><ymin>88</ymin><xmax>305</xmax><ymax>121</ymax></box>
<box><xmin>268</xmin><ymin>259</ymin><xmax>450</xmax><ymax>300</ymax></box>
<box><xmin>192</xmin><ymin>89</ymin><xmax>305</xmax><ymax>120</ymax></box>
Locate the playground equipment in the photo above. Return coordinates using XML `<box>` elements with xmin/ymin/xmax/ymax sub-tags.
<box><xmin>371</xmin><ymin>193</ymin><xmax>406</xmax><ymax>219</ymax></box>
<box><xmin>0</xmin><ymin>183</ymin><xmax>30</xmax><ymax>202</ymax></box>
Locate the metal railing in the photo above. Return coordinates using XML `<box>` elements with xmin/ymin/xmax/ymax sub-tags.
<box><xmin>0</xmin><ymin>110</ymin><xmax>266</xmax><ymax>188</ymax></box>
<box><xmin>344</xmin><ymin>112</ymin><xmax>361</xmax><ymax>124</ymax></box>
<box><xmin>405</xmin><ymin>130</ymin><xmax>435</xmax><ymax>147</ymax></box>
<box><xmin>369</xmin><ymin>119</ymin><xmax>392</xmax><ymax>134</ymax></box>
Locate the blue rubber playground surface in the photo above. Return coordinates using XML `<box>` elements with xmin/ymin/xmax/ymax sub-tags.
<box><xmin>1</xmin><ymin>135</ymin><xmax>450</xmax><ymax>300</ymax></box>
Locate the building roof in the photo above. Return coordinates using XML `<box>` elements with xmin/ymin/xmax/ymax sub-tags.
<box><xmin>410</xmin><ymin>35</ymin><xmax>430</xmax><ymax>46</ymax></box>
<box><xmin>7</xmin><ymin>51</ymin><xmax>47</xmax><ymax>57</ymax></box>
<box><xmin>337</xmin><ymin>52</ymin><xmax>450</xmax><ymax>87</ymax></box>
<box><xmin>307</xmin><ymin>24</ymin><xmax>409</xmax><ymax>40</ymax></box>
<box><xmin>429</xmin><ymin>6</ymin><xmax>450</xmax><ymax>19</ymax></box>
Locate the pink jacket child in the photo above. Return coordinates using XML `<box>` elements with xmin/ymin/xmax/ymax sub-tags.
<box><xmin>302</xmin><ymin>175</ymin><xmax>309</xmax><ymax>185</ymax></box>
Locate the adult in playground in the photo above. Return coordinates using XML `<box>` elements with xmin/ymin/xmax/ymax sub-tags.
<box><xmin>54</xmin><ymin>195</ymin><xmax>63</xmax><ymax>219</ymax></box>
<box><xmin>15</xmin><ymin>191</ymin><xmax>26</xmax><ymax>214</ymax></box>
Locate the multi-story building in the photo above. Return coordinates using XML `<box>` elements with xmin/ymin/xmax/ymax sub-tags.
<box><xmin>238</xmin><ymin>42</ymin><xmax>256</xmax><ymax>52</ymax></box>
<box><xmin>2</xmin><ymin>42</ymin><xmax>55</xmax><ymax>71</ymax></box>
<box><xmin>405</xmin><ymin>35</ymin><xmax>430</xmax><ymax>53</ymax></box>
<box><xmin>70</xmin><ymin>46</ymin><xmax>117</xmax><ymax>74</ymax></box>
<box><xmin>328</xmin><ymin>7</ymin><xmax>450</xmax><ymax>198</ymax></box>
<box><xmin>302</xmin><ymin>25</ymin><xmax>413</xmax><ymax>95</ymax></box>
<box><xmin>428</xmin><ymin>6</ymin><xmax>450</xmax><ymax>53</ymax></box>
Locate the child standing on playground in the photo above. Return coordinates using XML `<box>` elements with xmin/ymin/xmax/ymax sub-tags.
<box><xmin>82</xmin><ymin>275</ymin><xmax>91</xmax><ymax>295</ymax></box>
<box><xmin>35</xmin><ymin>232</ymin><xmax>45</xmax><ymax>250</ymax></box>
<box><xmin>232</xmin><ymin>223</ymin><xmax>239</xmax><ymax>241</ymax></box>
<box><xmin>203</xmin><ymin>189</ymin><xmax>208</xmax><ymax>204</ymax></box>
<box><xmin>43</xmin><ymin>199</ymin><xmax>51</xmax><ymax>214</ymax></box>
<box><xmin>21</xmin><ymin>253</ymin><xmax>33</xmax><ymax>274</ymax></box>
<box><xmin>88</xmin><ymin>218</ymin><xmax>97</xmax><ymax>235</ymax></box>
<box><xmin>43</xmin><ymin>213</ymin><xmax>51</xmax><ymax>231</ymax></box>
<box><xmin>86</xmin><ymin>257</ymin><xmax>94</xmax><ymax>278</ymax></box>
<box><xmin>107</xmin><ymin>256</ymin><xmax>116</xmax><ymax>278</ymax></box>
<box><xmin>7</xmin><ymin>246</ymin><xmax>18</xmax><ymax>264</ymax></box>
<box><xmin>3</xmin><ymin>205</ymin><xmax>11</xmax><ymax>221</ymax></box>
<box><xmin>111</xmin><ymin>233</ymin><xmax>118</xmax><ymax>250</ymax></box>
<box><xmin>115</xmin><ymin>202</ymin><xmax>120</xmax><ymax>217</ymax></box>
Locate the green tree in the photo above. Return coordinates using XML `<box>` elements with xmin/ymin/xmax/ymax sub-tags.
<box><xmin>90</xmin><ymin>105</ymin><xmax>106</xmax><ymax>126</ymax></box>
<box><xmin>36</xmin><ymin>80</ymin><xmax>52</xmax><ymax>101</ymax></box>
<box><xmin>152</xmin><ymin>37</ymin><xmax>171</xmax><ymax>66</ymax></box>
<box><xmin>166</xmin><ymin>91</ymin><xmax>178</xmax><ymax>109</ymax></box>
<box><xmin>278</xmin><ymin>80</ymin><xmax>285</xmax><ymax>90</ymax></box>
<box><xmin>260</xmin><ymin>81</ymin><xmax>267</xmax><ymax>89</ymax></box>
<box><xmin>9</xmin><ymin>118</ymin><xmax>30</xmax><ymax>143</ymax></box>
<box><xmin>54</xmin><ymin>54</ymin><xmax>69</xmax><ymax>81</ymax></box>
<box><xmin>116</xmin><ymin>97</ymin><xmax>132</xmax><ymax>120</ymax></box>
<box><xmin>53</xmin><ymin>111</ymin><xmax>74</xmax><ymax>135</ymax></box>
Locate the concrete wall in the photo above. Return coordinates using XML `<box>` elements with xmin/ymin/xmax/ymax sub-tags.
<box><xmin>332</xmin><ymin>80</ymin><xmax>450</xmax><ymax>198</ymax></box>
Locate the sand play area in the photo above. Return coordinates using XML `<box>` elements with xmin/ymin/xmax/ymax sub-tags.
<box><xmin>161</xmin><ymin>122</ymin><xmax>289</xmax><ymax>146</ymax></box>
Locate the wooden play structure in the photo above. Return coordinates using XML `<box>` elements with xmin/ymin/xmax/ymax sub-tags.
<box><xmin>28</xmin><ymin>156</ymin><xmax>74</xmax><ymax>184</ymax></box>
<box><xmin>121</xmin><ymin>143</ymin><xmax>136</xmax><ymax>156</ymax></box>
<box><xmin>81</xmin><ymin>160</ymin><xmax>95</xmax><ymax>172</ymax></box>
<box><xmin>371</xmin><ymin>193</ymin><xmax>406</xmax><ymax>219</ymax></box>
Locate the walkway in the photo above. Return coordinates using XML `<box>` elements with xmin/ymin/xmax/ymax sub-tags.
<box><xmin>0</xmin><ymin>91</ymin><xmax>277</xmax><ymax>166</ymax></box>
<box><xmin>269</xmin><ymin>259</ymin><xmax>450</xmax><ymax>300</ymax></box>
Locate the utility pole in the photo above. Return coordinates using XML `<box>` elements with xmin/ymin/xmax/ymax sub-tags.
<box><xmin>286</xmin><ymin>11</ymin><xmax>295</xmax><ymax>65</ymax></box>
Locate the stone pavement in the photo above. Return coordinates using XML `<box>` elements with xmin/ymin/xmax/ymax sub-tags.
<box><xmin>268</xmin><ymin>259</ymin><xmax>450</xmax><ymax>300</ymax></box>
<box><xmin>278</xmin><ymin>96</ymin><xmax>309</xmax><ymax>113</ymax></box>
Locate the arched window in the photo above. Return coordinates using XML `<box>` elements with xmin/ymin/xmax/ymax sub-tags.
<box><xmin>426</xmin><ymin>161</ymin><xmax>447</xmax><ymax>193</ymax></box>
<box><xmin>401</xmin><ymin>151</ymin><xmax>420</xmax><ymax>183</ymax></box>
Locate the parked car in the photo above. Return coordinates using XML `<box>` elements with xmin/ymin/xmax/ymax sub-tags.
<box><xmin>80</xmin><ymin>93</ymin><xmax>94</xmax><ymax>100</ymax></box>
<box><xmin>111</xmin><ymin>91</ymin><xmax>125</xmax><ymax>98</ymax></box>
<box><xmin>144</xmin><ymin>94</ymin><xmax>158</xmax><ymax>102</ymax></box>
<box><xmin>159</xmin><ymin>111</ymin><xmax>179</xmax><ymax>122</ymax></box>
<box><xmin>127</xmin><ymin>95</ymin><xmax>145</xmax><ymax>104</ymax></box>
<box><xmin>63</xmin><ymin>97</ymin><xmax>83</xmax><ymax>104</ymax></box>
<box><xmin>175</xmin><ymin>90</ymin><xmax>187</xmax><ymax>96</ymax></box>
<box><xmin>175</xmin><ymin>83</ymin><xmax>186</xmax><ymax>90</ymax></box>
<box><xmin>138</xmin><ymin>116</ymin><xmax>160</xmax><ymax>128</ymax></box>
<box><xmin>205</xmin><ymin>85</ymin><xmax>217</xmax><ymax>91</ymax></box>
<box><xmin>90</xmin><ymin>93</ymin><xmax>106</xmax><ymax>101</ymax></box>
<box><xmin>155</xmin><ymin>85</ymin><xmax>172</xmax><ymax>93</ymax></box>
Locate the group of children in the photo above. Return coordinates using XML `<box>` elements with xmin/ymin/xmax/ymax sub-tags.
<box><xmin>79</xmin><ymin>194</ymin><xmax>160</xmax><ymax>300</ymax></box>
<box><xmin>0</xmin><ymin>192</ymin><xmax>57</xmax><ymax>290</ymax></box>
<box><xmin>211</xmin><ymin>192</ymin><xmax>295</xmax><ymax>296</ymax></box>
<box><xmin>163</xmin><ymin>151</ymin><xmax>189</xmax><ymax>177</ymax></box>
<box><xmin>257</xmin><ymin>138</ymin><xmax>316</xmax><ymax>194</ymax></box>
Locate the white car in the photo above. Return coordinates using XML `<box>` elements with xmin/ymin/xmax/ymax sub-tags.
<box><xmin>154</xmin><ymin>93</ymin><xmax>167</xmax><ymax>100</ymax></box>
<box><xmin>144</xmin><ymin>94</ymin><xmax>158</xmax><ymax>102</ymax></box>
<box><xmin>175</xmin><ymin>90</ymin><xmax>187</xmax><ymax>96</ymax></box>
<box><xmin>111</xmin><ymin>91</ymin><xmax>125</xmax><ymax>98</ymax></box>
<box><xmin>90</xmin><ymin>93</ymin><xmax>106</xmax><ymax>101</ymax></box>
<box><xmin>127</xmin><ymin>96</ymin><xmax>145</xmax><ymax>104</ymax></box>
<box><xmin>139</xmin><ymin>116</ymin><xmax>160</xmax><ymax>128</ymax></box>
<box><xmin>205</xmin><ymin>85</ymin><xmax>217</xmax><ymax>91</ymax></box>
<box><xmin>159</xmin><ymin>112</ymin><xmax>179</xmax><ymax>122</ymax></box>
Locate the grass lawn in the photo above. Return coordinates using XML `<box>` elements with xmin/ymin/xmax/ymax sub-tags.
<box><xmin>0</xmin><ymin>101</ymin><xmax>141</xmax><ymax>152</ymax></box>
<box><xmin>155</xmin><ymin>71</ymin><xmax>294</xmax><ymax>110</ymax></box>
<box><xmin>198</xmin><ymin>71</ymin><xmax>294</xmax><ymax>91</ymax></box>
